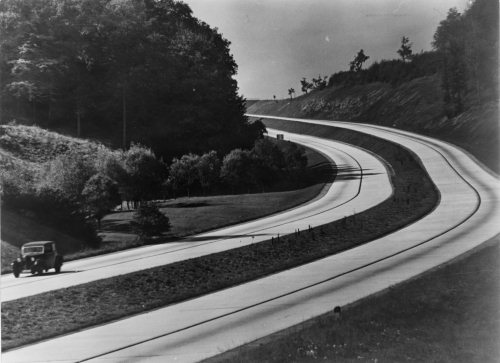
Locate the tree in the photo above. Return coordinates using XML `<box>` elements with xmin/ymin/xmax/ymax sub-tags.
<box><xmin>288</xmin><ymin>88</ymin><xmax>295</xmax><ymax>99</ymax></box>
<box><xmin>281</xmin><ymin>142</ymin><xmax>307</xmax><ymax>174</ymax></box>
<box><xmin>82</xmin><ymin>173</ymin><xmax>121</xmax><ymax>228</ymax></box>
<box><xmin>433</xmin><ymin>8</ymin><xmax>467</xmax><ymax>116</ymax></box>
<box><xmin>312</xmin><ymin>75</ymin><xmax>328</xmax><ymax>90</ymax></box>
<box><xmin>196</xmin><ymin>151</ymin><xmax>221</xmax><ymax>194</ymax></box>
<box><xmin>300</xmin><ymin>78</ymin><xmax>313</xmax><ymax>94</ymax></box>
<box><xmin>132</xmin><ymin>202</ymin><xmax>171</xmax><ymax>238</ymax></box>
<box><xmin>252</xmin><ymin>138</ymin><xmax>285</xmax><ymax>172</ymax></box>
<box><xmin>349</xmin><ymin>49</ymin><xmax>370</xmax><ymax>72</ymax></box>
<box><xmin>122</xmin><ymin>143</ymin><xmax>167</xmax><ymax>205</ymax></box>
<box><xmin>397</xmin><ymin>36</ymin><xmax>413</xmax><ymax>62</ymax></box>
<box><xmin>39</xmin><ymin>149</ymin><xmax>97</xmax><ymax>203</ymax></box>
<box><xmin>168</xmin><ymin>153</ymin><xmax>200</xmax><ymax>197</ymax></box>
<box><xmin>220</xmin><ymin>149</ymin><xmax>255</xmax><ymax>191</ymax></box>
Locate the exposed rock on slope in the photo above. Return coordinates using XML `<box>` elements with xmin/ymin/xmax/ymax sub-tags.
<box><xmin>248</xmin><ymin>75</ymin><xmax>498</xmax><ymax>172</ymax></box>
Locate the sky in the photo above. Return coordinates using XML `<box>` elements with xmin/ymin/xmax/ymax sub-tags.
<box><xmin>183</xmin><ymin>0</ymin><xmax>469</xmax><ymax>100</ymax></box>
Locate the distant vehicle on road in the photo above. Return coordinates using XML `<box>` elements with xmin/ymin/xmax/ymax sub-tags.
<box><xmin>11</xmin><ymin>241</ymin><xmax>63</xmax><ymax>278</ymax></box>
<box><xmin>276</xmin><ymin>134</ymin><xmax>284</xmax><ymax>140</ymax></box>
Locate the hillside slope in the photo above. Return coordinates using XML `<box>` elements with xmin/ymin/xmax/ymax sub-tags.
<box><xmin>0</xmin><ymin>125</ymin><xmax>110</xmax><ymax>270</ymax></box>
<box><xmin>248</xmin><ymin>75</ymin><xmax>499</xmax><ymax>173</ymax></box>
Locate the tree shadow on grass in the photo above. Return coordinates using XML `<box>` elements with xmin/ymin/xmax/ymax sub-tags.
<box><xmin>100</xmin><ymin>220</ymin><xmax>134</xmax><ymax>233</ymax></box>
<box><xmin>179</xmin><ymin>233</ymin><xmax>271</xmax><ymax>243</ymax></box>
<box><xmin>333</xmin><ymin>164</ymin><xmax>381</xmax><ymax>181</ymax></box>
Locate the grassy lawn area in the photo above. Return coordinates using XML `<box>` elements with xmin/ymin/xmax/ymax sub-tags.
<box><xmin>207</xmin><ymin>237</ymin><xmax>500</xmax><ymax>363</ymax></box>
<box><xmin>1</xmin><ymin>143</ymin><xmax>333</xmax><ymax>270</ymax></box>
<box><xmin>1</xmin><ymin>124</ymin><xmax>439</xmax><ymax>351</ymax></box>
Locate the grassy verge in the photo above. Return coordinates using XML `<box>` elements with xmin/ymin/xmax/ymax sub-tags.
<box><xmin>207</xmin><ymin>237</ymin><xmax>500</xmax><ymax>363</ymax></box>
<box><xmin>1</xmin><ymin>124</ymin><xmax>439</xmax><ymax>351</ymax></box>
<box><xmin>1</xmin><ymin>144</ymin><xmax>332</xmax><ymax>271</ymax></box>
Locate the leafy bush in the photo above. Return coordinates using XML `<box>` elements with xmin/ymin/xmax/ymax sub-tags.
<box><xmin>132</xmin><ymin>203</ymin><xmax>171</xmax><ymax>238</ymax></box>
<box><xmin>121</xmin><ymin>144</ymin><xmax>167</xmax><ymax>203</ymax></box>
<box><xmin>82</xmin><ymin>174</ymin><xmax>121</xmax><ymax>228</ymax></box>
<box><xmin>38</xmin><ymin>149</ymin><xmax>97</xmax><ymax>202</ymax></box>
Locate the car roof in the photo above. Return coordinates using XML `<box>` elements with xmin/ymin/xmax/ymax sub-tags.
<box><xmin>22</xmin><ymin>241</ymin><xmax>55</xmax><ymax>247</ymax></box>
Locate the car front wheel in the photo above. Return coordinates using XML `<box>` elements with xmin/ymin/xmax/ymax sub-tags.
<box><xmin>12</xmin><ymin>261</ymin><xmax>22</xmax><ymax>278</ymax></box>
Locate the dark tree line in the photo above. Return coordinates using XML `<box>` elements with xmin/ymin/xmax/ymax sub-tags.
<box><xmin>0</xmin><ymin>0</ymin><xmax>263</xmax><ymax>160</ymax></box>
<box><xmin>432</xmin><ymin>0</ymin><xmax>498</xmax><ymax>116</ymax></box>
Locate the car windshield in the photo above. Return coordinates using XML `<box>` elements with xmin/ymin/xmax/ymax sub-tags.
<box><xmin>23</xmin><ymin>246</ymin><xmax>44</xmax><ymax>254</ymax></box>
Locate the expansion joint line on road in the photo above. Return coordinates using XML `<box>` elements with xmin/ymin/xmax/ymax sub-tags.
<box><xmin>76</xmin><ymin>123</ymin><xmax>482</xmax><ymax>363</ymax></box>
<box><xmin>2</xmin><ymin>140</ymin><xmax>367</xmax><ymax>290</ymax></box>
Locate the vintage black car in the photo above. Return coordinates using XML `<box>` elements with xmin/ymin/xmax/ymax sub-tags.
<box><xmin>11</xmin><ymin>241</ymin><xmax>63</xmax><ymax>277</ymax></box>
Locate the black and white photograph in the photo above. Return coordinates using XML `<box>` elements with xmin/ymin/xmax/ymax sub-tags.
<box><xmin>1</xmin><ymin>0</ymin><xmax>498</xmax><ymax>361</ymax></box>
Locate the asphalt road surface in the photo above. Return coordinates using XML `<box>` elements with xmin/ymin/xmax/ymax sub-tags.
<box><xmin>3</xmin><ymin>116</ymin><xmax>498</xmax><ymax>363</ymax></box>
<box><xmin>1</xmin><ymin>129</ymin><xmax>391</xmax><ymax>302</ymax></box>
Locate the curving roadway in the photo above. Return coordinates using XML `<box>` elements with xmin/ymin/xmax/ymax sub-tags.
<box><xmin>1</xmin><ymin>129</ymin><xmax>392</xmax><ymax>302</ymax></box>
<box><xmin>3</xmin><ymin>116</ymin><xmax>498</xmax><ymax>363</ymax></box>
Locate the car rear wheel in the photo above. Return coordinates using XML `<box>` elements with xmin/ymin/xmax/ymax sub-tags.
<box><xmin>54</xmin><ymin>255</ymin><xmax>63</xmax><ymax>274</ymax></box>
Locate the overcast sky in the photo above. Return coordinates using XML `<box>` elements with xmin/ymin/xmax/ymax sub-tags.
<box><xmin>183</xmin><ymin>0</ymin><xmax>469</xmax><ymax>99</ymax></box>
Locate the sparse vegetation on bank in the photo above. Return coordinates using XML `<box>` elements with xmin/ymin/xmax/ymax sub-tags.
<box><xmin>269</xmin><ymin>0</ymin><xmax>498</xmax><ymax>172</ymax></box>
<box><xmin>2</xmin><ymin>124</ymin><xmax>439</xmax><ymax>351</ymax></box>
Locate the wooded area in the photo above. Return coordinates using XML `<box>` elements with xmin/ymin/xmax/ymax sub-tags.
<box><xmin>0</xmin><ymin>0</ymin><xmax>263</xmax><ymax>159</ymax></box>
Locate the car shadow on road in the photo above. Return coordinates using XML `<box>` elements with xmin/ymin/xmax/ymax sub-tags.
<box><xmin>23</xmin><ymin>270</ymin><xmax>79</xmax><ymax>278</ymax></box>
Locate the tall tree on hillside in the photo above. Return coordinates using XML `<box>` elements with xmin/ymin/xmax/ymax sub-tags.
<box><xmin>288</xmin><ymin>88</ymin><xmax>295</xmax><ymax>99</ymax></box>
<box><xmin>300</xmin><ymin>78</ymin><xmax>313</xmax><ymax>94</ymax></box>
<box><xmin>462</xmin><ymin>0</ymin><xmax>499</xmax><ymax>104</ymax></box>
<box><xmin>349</xmin><ymin>49</ymin><xmax>370</xmax><ymax>72</ymax></box>
<box><xmin>433</xmin><ymin>8</ymin><xmax>467</xmax><ymax>116</ymax></box>
<box><xmin>312</xmin><ymin>75</ymin><xmax>328</xmax><ymax>90</ymax></box>
<box><xmin>397</xmin><ymin>36</ymin><xmax>413</xmax><ymax>62</ymax></box>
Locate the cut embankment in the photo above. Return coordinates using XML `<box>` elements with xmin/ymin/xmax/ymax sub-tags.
<box><xmin>1</xmin><ymin>123</ymin><xmax>438</xmax><ymax>351</ymax></box>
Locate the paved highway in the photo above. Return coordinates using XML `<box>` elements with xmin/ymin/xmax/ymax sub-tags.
<box><xmin>1</xmin><ymin>129</ymin><xmax>391</xmax><ymax>302</ymax></box>
<box><xmin>3</xmin><ymin>116</ymin><xmax>498</xmax><ymax>363</ymax></box>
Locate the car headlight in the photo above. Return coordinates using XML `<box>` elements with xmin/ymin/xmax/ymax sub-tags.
<box><xmin>31</xmin><ymin>257</ymin><xmax>35</xmax><ymax>262</ymax></box>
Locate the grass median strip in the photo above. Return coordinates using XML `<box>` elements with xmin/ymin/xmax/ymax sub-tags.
<box><xmin>207</xmin><ymin>237</ymin><xmax>500</xmax><ymax>363</ymax></box>
<box><xmin>1</xmin><ymin>125</ymin><xmax>439</xmax><ymax>351</ymax></box>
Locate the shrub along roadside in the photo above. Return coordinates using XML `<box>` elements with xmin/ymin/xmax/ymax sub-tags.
<box><xmin>1</xmin><ymin>124</ymin><xmax>439</xmax><ymax>351</ymax></box>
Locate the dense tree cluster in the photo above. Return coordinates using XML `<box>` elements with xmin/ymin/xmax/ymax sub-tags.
<box><xmin>432</xmin><ymin>0</ymin><xmax>498</xmax><ymax>116</ymax></box>
<box><xmin>170</xmin><ymin>138</ymin><xmax>308</xmax><ymax>195</ymax></box>
<box><xmin>0</xmin><ymin>0</ymin><xmax>263</xmax><ymax>159</ymax></box>
<box><xmin>300</xmin><ymin>75</ymin><xmax>328</xmax><ymax>94</ymax></box>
